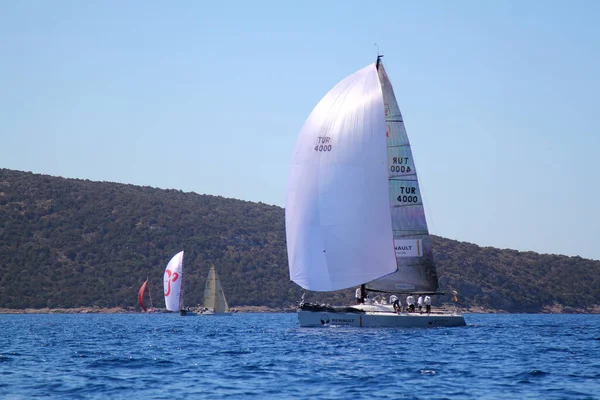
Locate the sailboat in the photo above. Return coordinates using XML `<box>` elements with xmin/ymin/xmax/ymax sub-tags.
<box><xmin>163</xmin><ymin>250</ymin><xmax>195</xmax><ymax>316</ymax></box>
<box><xmin>285</xmin><ymin>56</ymin><xmax>466</xmax><ymax>328</ymax></box>
<box><xmin>137</xmin><ymin>278</ymin><xmax>156</xmax><ymax>313</ymax></box>
<box><xmin>199</xmin><ymin>265</ymin><xmax>230</xmax><ymax>315</ymax></box>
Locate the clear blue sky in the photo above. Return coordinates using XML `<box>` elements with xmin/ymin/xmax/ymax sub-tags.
<box><xmin>1</xmin><ymin>1</ymin><xmax>598</xmax><ymax>260</ymax></box>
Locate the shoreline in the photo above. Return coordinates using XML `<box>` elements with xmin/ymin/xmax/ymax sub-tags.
<box><xmin>0</xmin><ymin>306</ymin><xmax>297</xmax><ymax>314</ymax></box>
<box><xmin>1</xmin><ymin>305</ymin><xmax>598</xmax><ymax>315</ymax></box>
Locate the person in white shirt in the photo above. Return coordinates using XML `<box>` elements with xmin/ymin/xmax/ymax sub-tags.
<box><xmin>355</xmin><ymin>284</ymin><xmax>366</xmax><ymax>304</ymax></box>
<box><xmin>417</xmin><ymin>295</ymin><xmax>424</xmax><ymax>313</ymax></box>
<box><xmin>389</xmin><ymin>294</ymin><xmax>400</xmax><ymax>313</ymax></box>
<box><xmin>424</xmin><ymin>295</ymin><xmax>431</xmax><ymax>313</ymax></box>
<box><xmin>406</xmin><ymin>295</ymin><xmax>415</xmax><ymax>312</ymax></box>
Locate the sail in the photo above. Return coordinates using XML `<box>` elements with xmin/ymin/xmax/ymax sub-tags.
<box><xmin>163</xmin><ymin>251</ymin><xmax>184</xmax><ymax>311</ymax></box>
<box><xmin>138</xmin><ymin>279</ymin><xmax>148</xmax><ymax>312</ymax></box>
<box><xmin>366</xmin><ymin>59</ymin><xmax>439</xmax><ymax>293</ymax></box>
<box><xmin>286</xmin><ymin>64</ymin><xmax>397</xmax><ymax>292</ymax></box>
<box><xmin>203</xmin><ymin>265</ymin><xmax>229</xmax><ymax>313</ymax></box>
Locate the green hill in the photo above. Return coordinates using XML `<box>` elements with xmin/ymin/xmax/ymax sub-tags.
<box><xmin>1</xmin><ymin>168</ymin><xmax>598</xmax><ymax>313</ymax></box>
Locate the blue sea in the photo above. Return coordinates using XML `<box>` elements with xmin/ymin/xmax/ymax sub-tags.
<box><xmin>1</xmin><ymin>313</ymin><xmax>599</xmax><ymax>399</ymax></box>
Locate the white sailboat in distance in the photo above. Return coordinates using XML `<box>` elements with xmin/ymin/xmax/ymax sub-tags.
<box><xmin>285</xmin><ymin>56</ymin><xmax>466</xmax><ymax>328</ymax></box>
<box><xmin>163</xmin><ymin>250</ymin><xmax>195</xmax><ymax>316</ymax></box>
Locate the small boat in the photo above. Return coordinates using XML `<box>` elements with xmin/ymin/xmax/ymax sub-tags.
<box><xmin>137</xmin><ymin>278</ymin><xmax>157</xmax><ymax>313</ymax></box>
<box><xmin>285</xmin><ymin>56</ymin><xmax>466</xmax><ymax>328</ymax></box>
<box><xmin>163</xmin><ymin>250</ymin><xmax>195</xmax><ymax>316</ymax></box>
<box><xmin>199</xmin><ymin>265</ymin><xmax>230</xmax><ymax>315</ymax></box>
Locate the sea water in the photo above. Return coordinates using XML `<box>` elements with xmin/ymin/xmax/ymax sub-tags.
<box><xmin>0</xmin><ymin>313</ymin><xmax>598</xmax><ymax>399</ymax></box>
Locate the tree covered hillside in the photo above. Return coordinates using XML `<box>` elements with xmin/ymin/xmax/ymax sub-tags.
<box><xmin>0</xmin><ymin>169</ymin><xmax>598</xmax><ymax>313</ymax></box>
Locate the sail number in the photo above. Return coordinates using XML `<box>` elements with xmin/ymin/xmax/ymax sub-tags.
<box><xmin>397</xmin><ymin>195</ymin><xmax>418</xmax><ymax>203</ymax></box>
<box><xmin>396</xmin><ymin>186</ymin><xmax>418</xmax><ymax>203</ymax></box>
<box><xmin>314</xmin><ymin>136</ymin><xmax>332</xmax><ymax>152</ymax></box>
<box><xmin>315</xmin><ymin>144</ymin><xmax>332</xmax><ymax>152</ymax></box>
<box><xmin>391</xmin><ymin>165</ymin><xmax>412</xmax><ymax>173</ymax></box>
<box><xmin>391</xmin><ymin>156</ymin><xmax>411</xmax><ymax>173</ymax></box>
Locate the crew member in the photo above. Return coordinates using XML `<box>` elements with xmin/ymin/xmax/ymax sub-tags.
<box><xmin>425</xmin><ymin>295</ymin><xmax>431</xmax><ymax>313</ymax></box>
<box><xmin>389</xmin><ymin>294</ymin><xmax>400</xmax><ymax>313</ymax></box>
<box><xmin>417</xmin><ymin>295</ymin><xmax>424</xmax><ymax>313</ymax></box>
<box><xmin>406</xmin><ymin>295</ymin><xmax>415</xmax><ymax>312</ymax></box>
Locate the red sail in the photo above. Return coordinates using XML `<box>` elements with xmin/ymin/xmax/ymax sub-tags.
<box><xmin>138</xmin><ymin>280</ymin><xmax>148</xmax><ymax>312</ymax></box>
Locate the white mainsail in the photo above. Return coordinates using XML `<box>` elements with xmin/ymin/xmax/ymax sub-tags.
<box><xmin>163</xmin><ymin>250</ymin><xmax>184</xmax><ymax>311</ymax></box>
<box><xmin>366</xmin><ymin>59</ymin><xmax>439</xmax><ymax>293</ymax></box>
<box><xmin>202</xmin><ymin>265</ymin><xmax>229</xmax><ymax>313</ymax></box>
<box><xmin>285</xmin><ymin>64</ymin><xmax>397</xmax><ymax>292</ymax></box>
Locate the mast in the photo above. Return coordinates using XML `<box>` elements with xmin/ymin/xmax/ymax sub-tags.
<box><xmin>211</xmin><ymin>265</ymin><xmax>219</xmax><ymax>312</ymax></box>
<box><xmin>179</xmin><ymin>252</ymin><xmax>185</xmax><ymax>310</ymax></box>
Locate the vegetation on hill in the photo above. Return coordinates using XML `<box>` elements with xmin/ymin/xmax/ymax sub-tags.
<box><xmin>1</xmin><ymin>168</ymin><xmax>598</xmax><ymax>313</ymax></box>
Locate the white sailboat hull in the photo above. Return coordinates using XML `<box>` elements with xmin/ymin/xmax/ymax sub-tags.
<box><xmin>298</xmin><ymin>307</ymin><xmax>466</xmax><ymax>328</ymax></box>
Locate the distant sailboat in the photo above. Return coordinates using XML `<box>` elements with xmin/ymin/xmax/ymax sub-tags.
<box><xmin>285</xmin><ymin>56</ymin><xmax>466</xmax><ymax>328</ymax></box>
<box><xmin>137</xmin><ymin>278</ymin><xmax>156</xmax><ymax>312</ymax></box>
<box><xmin>200</xmin><ymin>265</ymin><xmax>230</xmax><ymax>315</ymax></box>
<box><xmin>163</xmin><ymin>250</ymin><xmax>195</xmax><ymax>316</ymax></box>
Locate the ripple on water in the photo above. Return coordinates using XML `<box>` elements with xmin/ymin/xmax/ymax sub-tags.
<box><xmin>0</xmin><ymin>313</ymin><xmax>599</xmax><ymax>400</ymax></box>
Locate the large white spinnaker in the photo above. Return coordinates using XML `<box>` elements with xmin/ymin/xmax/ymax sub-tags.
<box><xmin>286</xmin><ymin>64</ymin><xmax>397</xmax><ymax>292</ymax></box>
<box><xmin>163</xmin><ymin>250</ymin><xmax>184</xmax><ymax>311</ymax></box>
